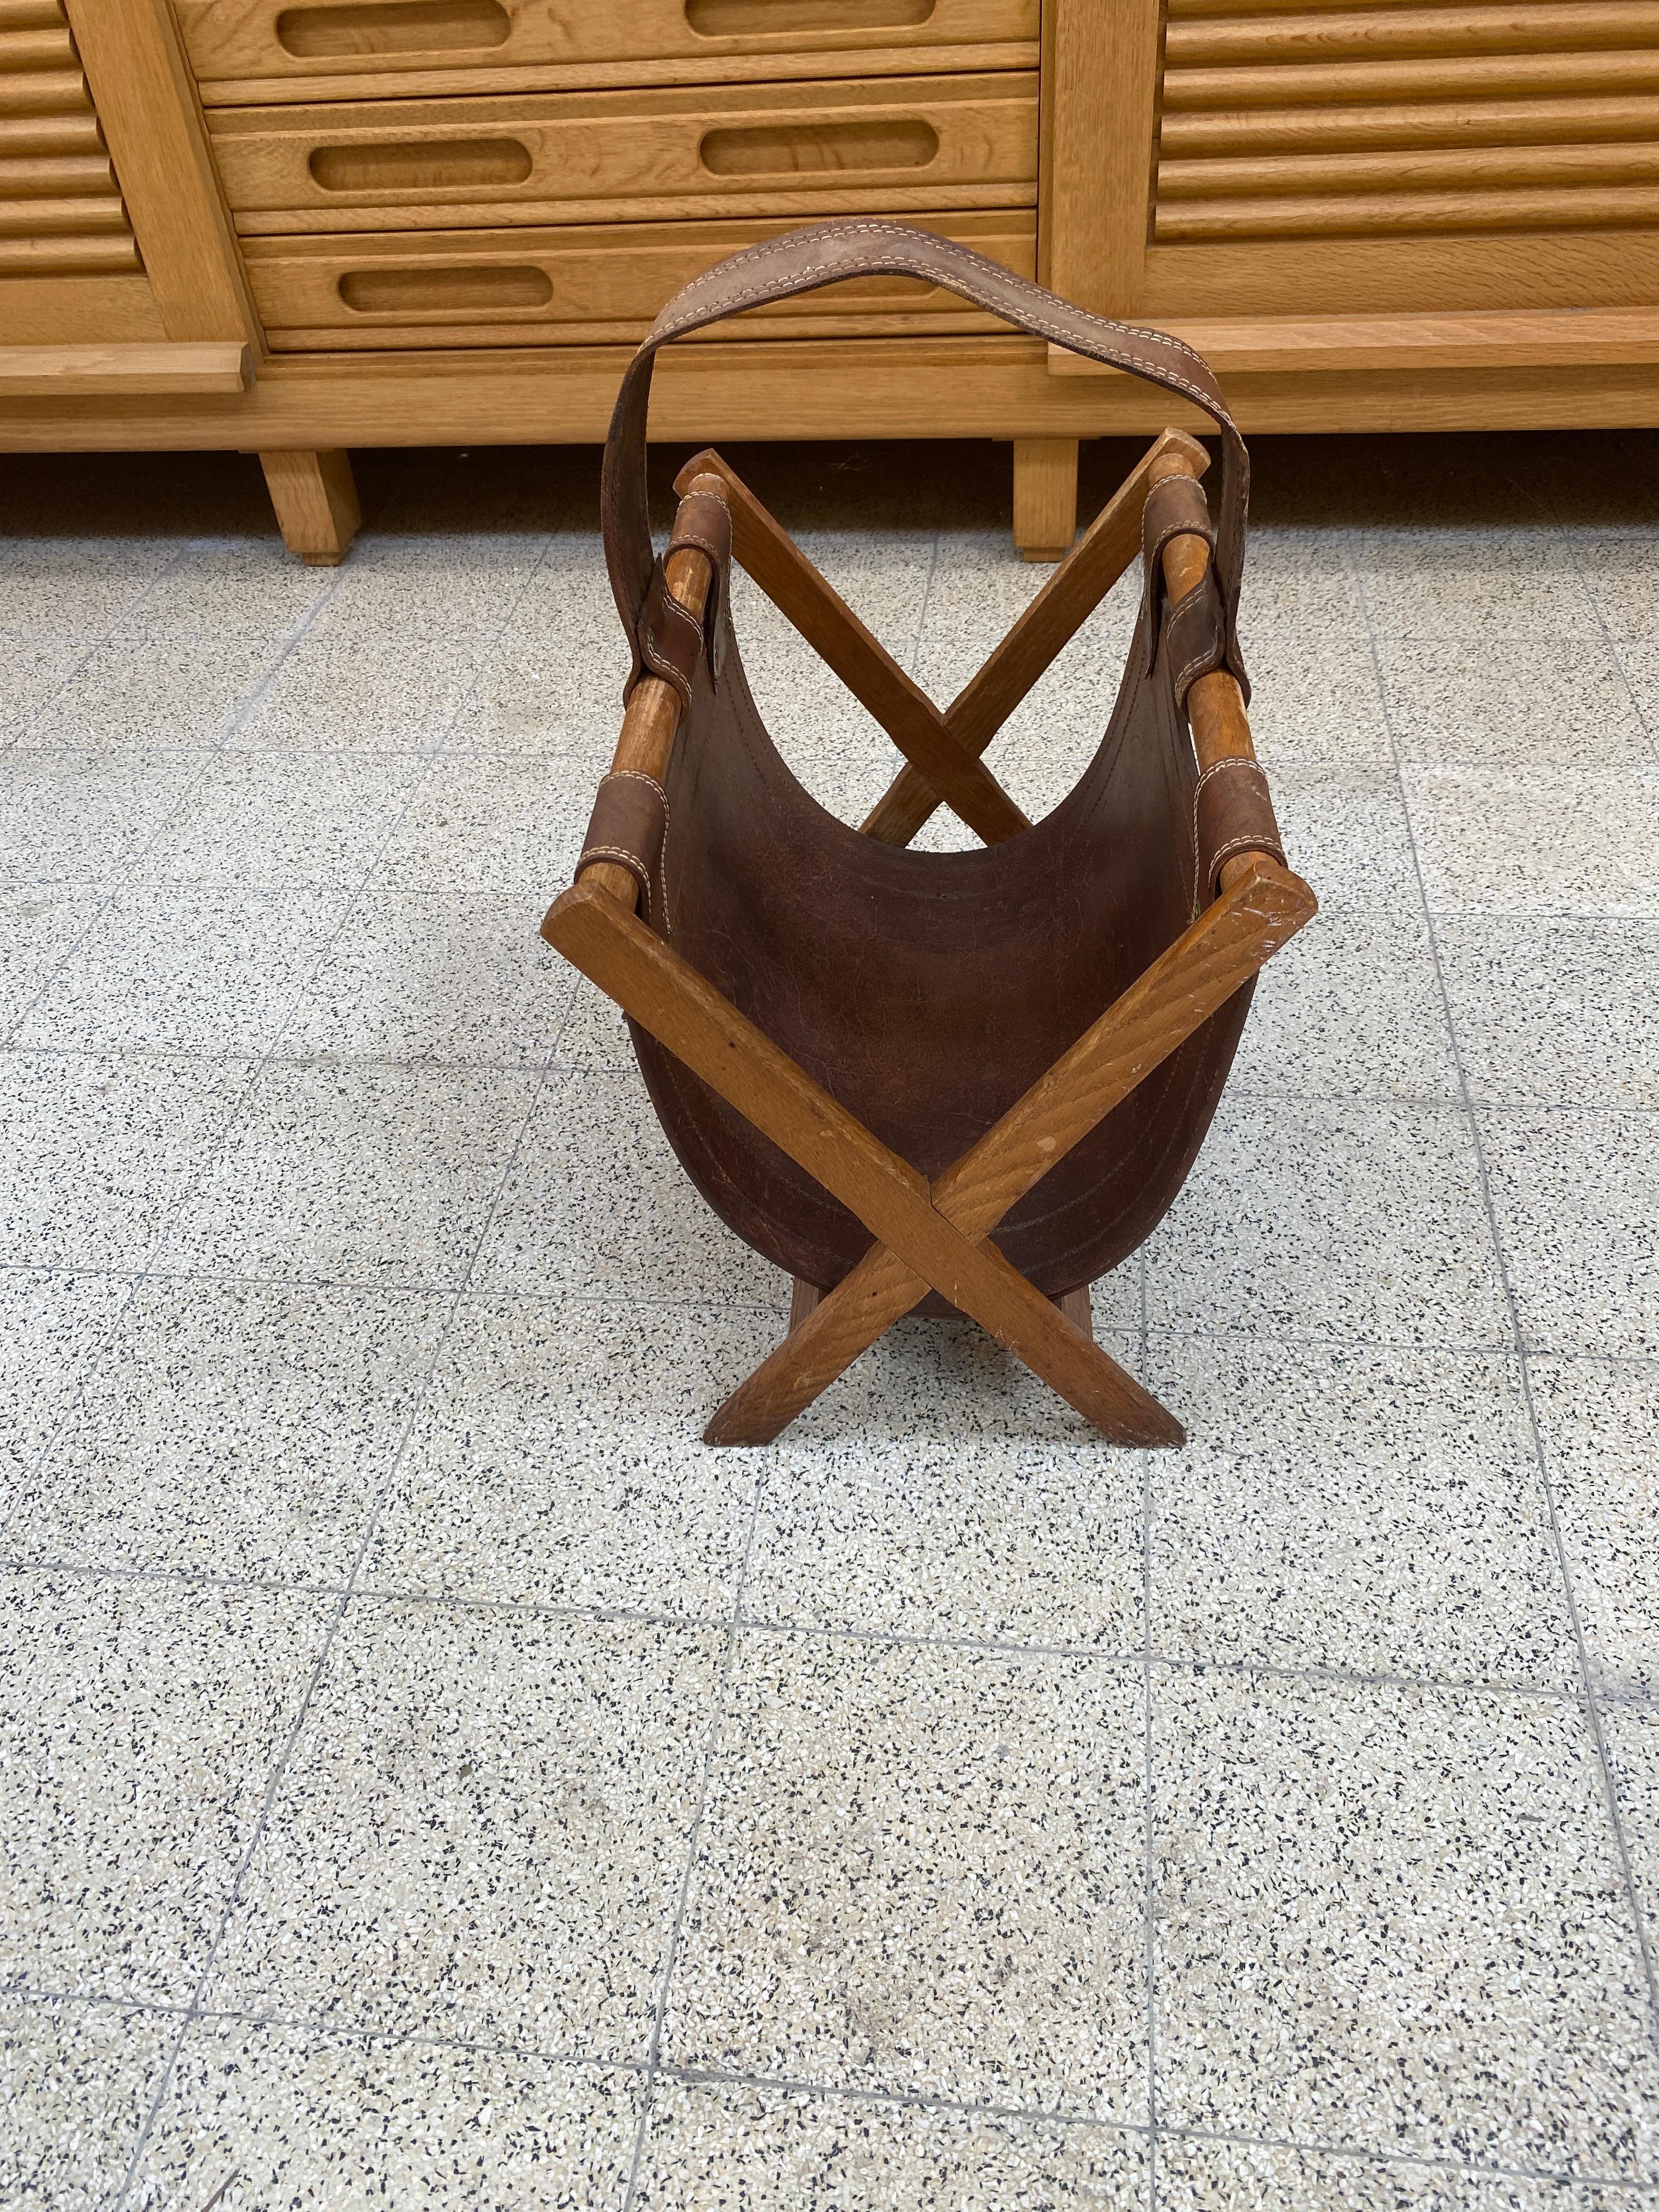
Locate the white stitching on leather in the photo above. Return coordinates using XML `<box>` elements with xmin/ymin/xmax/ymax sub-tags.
<box><xmin>649</xmin><ymin>224</ymin><xmax>1220</xmax><ymax>374</ymax></box>
<box><xmin>646</xmin><ymin>240</ymin><xmax>1237</xmax><ymax>425</ymax></box>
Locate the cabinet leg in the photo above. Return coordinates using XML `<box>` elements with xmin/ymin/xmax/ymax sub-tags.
<box><xmin>1012</xmin><ymin>437</ymin><xmax>1079</xmax><ymax>563</ymax></box>
<box><xmin>259</xmin><ymin>448</ymin><xmax>360</xmax><ymax>566</ymax></box>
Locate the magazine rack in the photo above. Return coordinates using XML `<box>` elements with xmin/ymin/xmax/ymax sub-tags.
<box><xmin>542</xmin><ymin>223</ymin><xmax>1317</xmax><ymax>1446</ymax></box>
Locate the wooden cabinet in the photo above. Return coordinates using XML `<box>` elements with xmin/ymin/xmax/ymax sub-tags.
<box><xmin>1</xmin><ymin>0</ymin><xmax>1657</xmax><ymax>567</ymax></box>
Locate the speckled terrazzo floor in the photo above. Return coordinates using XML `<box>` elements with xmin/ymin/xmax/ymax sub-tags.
<box><xmin>2</xmin><ymin>430</ymin><xmax>1658</xmax><ymax>2211</ymax></box>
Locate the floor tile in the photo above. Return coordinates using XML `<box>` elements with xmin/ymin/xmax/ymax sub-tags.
<box><xmin>129</xmin><ymin>2021</ymin><xmax>641</xmax><ymax>2212</ymax></box>
<box><xmin>1156</xmin><ymin>2136</ymin><xmax>1639</xmax><ymax>2208</ymax></box>
<box><xmin>13</xmin><ymin>1281</ymin><xmax>450</xmax><ymax>1586</ymax></box>
<box><xmin>1354</xmin><ymin>528</ymin><xmax>1599</xmax><ymax>639</ymax></box>
<box><xmin>113</xmin><ymin>542</ymin><xmax>336</xmax><ymax>640</ymax></box>
<box><xmin>170</xmin><ymin>1060</ymin><xmax>538</xmax><ymax>1288</ymax></box>
<box><xmin>21</xmin><ymin>633</ymin><xmax>285</xmax><ymax>751</ymax></box>
<box><xmin>229</xmin><ymin>632</ymin><xmax>484</xmax><ymax>754</ymax></box>
<box><xmin>1143</xmin><ymin>1096</ymin><xmax>1510</xmax><ymax>1348</ymax></box>
<box><xmin>0</xmin><ymin>1994</ymin><xmax>179</xmax><ymax>2212</ymax></box>
<box><xmin>0</xmin><ymin>882</ymin><xmax>102</xmax><ymax>1040</ymax></box>
<box><xmin>282</xmin><ymin>890</ymin><xmax>571</xmax><ymax>1066</ymax></box>
<box><xmin>663</xmin><ymin>1633</ymin><xmax>1148</xmax><ymax>2117</ymax></box>
<box><xmin>1528</xmin><ymin>1357</ymin><xmax>1659</xmax><ymax>1701</ymax></box>
<box><xmin>473</xmin><ymin>1067</ymin><xmax>779</xmax><ymax>1305</ymax></box>
<box><xmin>550</xmin><ymin>970</ymin><xmax>633</xmax><ymax>1073</ymax></box>
<box><xmin>1479</xmin><ymin>1109</ymin><xmax>1659</xmax><ymax>1358</ymax></box>
<box><xmin>0</xmin><ymin>1266</ymin><xmax>130</xmax><ymax>1496</ymax></box>
<box><xmin>0</xmin><ymin>542</ymin><xmax>179</xmax><ymax>637</ymax></box>
<box><xmin>1404</xmin><ymin>765</ymin><xmax>1659</xmax><ymax>917</ymax></box>
<box><xmin>1613</xmin><ymin>637</ymin><xmax>1659</xmax><ymax>740</ymax></box>
<box><xmin>1570</xmin><ymin>533</ymin><xmax>1659</xmax><ymax>639</ymax></box>
<box><xmin>1600</xmin><ymin>1704</ymin><xmax>1659</xmax><ymax>1946</ymax></box>
<box><xmin>0</xmin><ymin>748</ymin><xmax>204</xmax><ymax>887</ymax></box>
<box><xmin>1243</xmin><ymin>527</ymin><xmax>1370</xmax><ymax>631</ymax></box>
<box><xmin>1435</xmin><ymin>918</ymin><xmax>1659</xmax><ymax>1109</ymax></box>
<box><xmin>1234</xmin><ymin>622</ymin><xmax>1394</xmax><ymax>771</ymax></box>
<box><xmin>309</xmin><ymin>535</ymin><xmax>545</xmax><ymax>642</ymax></box>
<box><xmin>634</xmin><ymin>2080</ymin><xmax>1150</xmax><ymax>2210</ymax></box>
<box><xmin>206</xmin><ymin>1599</ymin><xmax>724</xmax><ymax>2056</ymax></box>
<box><xmin>1147</xmin><ymin>1336</ymin><xmax>1572</xmax><ymax>1688</ymax></box>
<box><xmin>0</xmin><ymin>1573</ymin><xmax>330</xmax><ymax>2005</ymax></box>
<box><xmin>782</xmin><ymin>1272</ymin><xmax>1143</xmax><ymax>1445</ymax></box>
<box><xmin>1375</xmin><ymin>634</ymin><xmax>1647</xmax><ymax>768</ymax></box>
<box><xmin>136</xmin><ymin>753</ymin><xmax>425</xmax><ymax>890</ymax></box>
<box><xmin>360</xmin><ymin>1294</ymin><xmax>769</xmax><ymax>1618</ymax></box>
<box><xmin>746</xmin><ymin>1432</ymin><xmax>1143</xmax><ymax>1650</ymax></box>
<box><xmin>17</xmin><ymin>884</ymin><xmax>348</xmax><ymax>1056</ymax></box>
<box><xmin>0</xmin><ymin>1051</ymin><xmax>247</xmax><ymax>1271</ymax></box>
<box><xmin>0</xmin><ymin>636</ymin><xmax>92</xmax><ymax>741</ymax></box>
<box><xmin>1267</xmin><ymin>767</ymin><xmax>1423</xmax><ymax>912</ymax></box>
<box><xmin>1153</xmin><ymin>1668</ymin><xmax>1659</xmax><ymax>2174</ymax></box>
<box><xmin>445</xmin><ymin>629</ymin><xmax>627</xmax><ymax>758</ymax></box>
<box><xmin>1227</xmin><ymin>907</ymin><xmax>1460</xmax><ymax>1103</ymax></box>
<box><xmin>373</xmin><ymin>755</ymin><xmax>588</xmax><ymax>896</ymax></box>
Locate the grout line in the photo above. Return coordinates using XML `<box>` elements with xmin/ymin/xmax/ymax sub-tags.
<box><xmin>1352</xmin><ymin>517</ymin><xmax>1659</xmax><ymax>2055</ymax></box>
<box><xmin>12</xmin><ymin>1251</ymin><xmax>1659</xmax><ymax>1365</ymax></box>
<box><xmin>105</xmin><ymin>535</ymin><xmax>571</xmax><ymax>2211</ymax></box>
<box><xmin>0</xmin><ymin>573</ymin><xmax>369</xmax><ymax>1558</ymax></box>
<box><xmin>619</xmin><ymin>1393</ymin><xmax>771</xmax><ymax>2210</ymax></box>
<box><xmin>0</xmin><ymin>1549</ymin><xmax>1594</xmax><ymax>1707</ymax></box>
<box><xmin>8</xmin><ymin>1027</ymin><xmax>1657</xmax><ymax>1124</ymax></box>
<box><xmin>103</xmin><ymin>1028</ymin><xmax>542</xmax><ymax>2207</ymax></box>
<box><xmin>1136</xmin><ymin>1244</ymin><xmax>1159</xmax><ymax>2198</ymax></box>
<box><xmin>1549</xmin><ymin>495</ymin><xmax>1659</xmax><ymax>773</ymax></box>
<box><xmin>15</xmin><ymin>1972</ymin><xmax>1654</xmax><ymax>2201</ymax></box>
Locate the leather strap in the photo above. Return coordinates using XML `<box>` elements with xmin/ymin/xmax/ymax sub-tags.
<box><xmin>1193</xmin><ymin>758</ymin><xmax>1284</xmax><ymax>899</ymax></box>
<box><xmin>634</xmin><ymin>489</ymin><xmax>733</xmax><ymax>702</ymax></box>
<box><xmin>1140</xmin><ymin>471</ymin><xmax>1225</xmax><ymax>701</ymax></box>
<box><xmin>601</xmin><ymin>220</ymin><xmax>1250</xmax><ymax>693</ymax></box>
<box><xmin>577</xmin><ymin>769</ymin><xmax>670</xmax><ymax>921</ymax></box>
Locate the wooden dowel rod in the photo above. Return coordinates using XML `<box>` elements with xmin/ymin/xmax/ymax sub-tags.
<box><xmin>577</xmin><ymin>473</ymin><xmax>724</xmax><ymax>912</ymax></box>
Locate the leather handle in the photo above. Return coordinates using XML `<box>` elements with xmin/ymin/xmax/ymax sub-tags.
<box><xmin>600</xmin><ymin>219</ymin><xmax>1250</xmax><ymax>693</ymax></box>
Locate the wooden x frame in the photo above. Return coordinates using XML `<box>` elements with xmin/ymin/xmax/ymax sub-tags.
<box><xmin>543</xmin><ymin>442</ymin><xmax>1318</xmax><ymax>1445</ymax></box>
<box><xmin>672</xmin><ymin>427</ymin><xmax>1211</xmax><ymax>851</ymax></box>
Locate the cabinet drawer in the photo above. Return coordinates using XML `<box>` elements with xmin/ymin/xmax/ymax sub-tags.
<box><xmin>212</xmin><ymin>73</ymin><xmax>1037</xmax><ymax>234</ymax></box>
<box><xmin>178</xmin><ymin>0</ymin><xmax>1039</xmax><ymax>101</ymax></box>
<box><xmin>241</xmin><ymin>207</ymin><xmax>1034</xmax><ymax>348</ymax></box>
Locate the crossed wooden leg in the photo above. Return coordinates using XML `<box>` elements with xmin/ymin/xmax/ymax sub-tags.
<box><xmin>701</xmin><ymin>853</ymin><xmax>1314</xmax><ymax>1443</ymax></box>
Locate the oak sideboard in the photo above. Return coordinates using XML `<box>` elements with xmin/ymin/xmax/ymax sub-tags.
<box><xmin>3</xmin><ymin>0</ymin><xmax>1656</xmax><ymax>563</ymax></box>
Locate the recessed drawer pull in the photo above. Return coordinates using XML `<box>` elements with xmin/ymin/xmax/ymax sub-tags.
<box><xmin>275</xmin><ymin>0</ymin><xmax>510</xmax><ymax>60</ymax></box>
<box><xmin>337</xmin><ymin>262</ymin><xmax>552</xmax><ymax>312</ymax></box>
<box><xmin>699</xmin><ymin>116</ymin><xmax>938</xmax><ymax>177</ymax></box>
<box><xmin>685</xmin><ymin>0</ymin><xmax>932</xmax><ymax>34</ymax></box>
<box><xmin>309</xmin><ymin>137</ymin><xmax>532</xmax><ymax>191</ymax></box>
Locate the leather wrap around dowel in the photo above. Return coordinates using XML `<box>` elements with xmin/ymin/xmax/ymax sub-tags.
<box><xmin>1147</xmin><ymin>447</ymin><xmax>1284</xmax><ymax>896</ymax></box>
<box><xmin>577</xmin><ymin>474</ymin><xmax>726</xmax><ymax>912</ymax></box>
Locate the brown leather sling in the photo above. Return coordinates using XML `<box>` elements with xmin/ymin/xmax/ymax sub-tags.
<box><xmin>586</xmin><ymin>221</ymin><xmax>1282</xmax><ymax>1306</ymax></box>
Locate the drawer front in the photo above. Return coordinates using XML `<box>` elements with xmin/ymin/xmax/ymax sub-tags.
<box><xmin>179</xmin><ymin>0</ymin><xmax>1038</xmax><ymax>100</ymax></box>
<box><xmin>241</xmin><ymin>208</ymin><xmax>1034</xmax><ymax>347</ymax></box>
<box><xmin>212</xmin><ymin>74</ymin><xmax>1037</xmax><ymax>233</ymax></box>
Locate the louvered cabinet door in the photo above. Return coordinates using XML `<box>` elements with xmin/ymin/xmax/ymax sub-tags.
<box><xmin>1045</xmin><ymin>0</ymin><xmax>1659</xmax><ymax>329</ymax></box>
<box><xmin>0</xmin><ymin>0</ymin><xmax>163</xmax><ymax>338</ymax></box>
